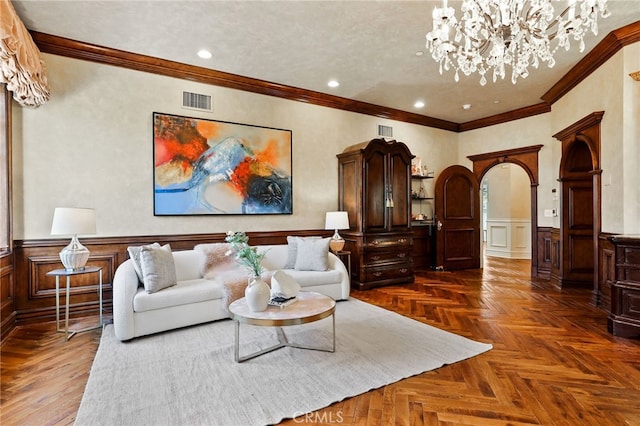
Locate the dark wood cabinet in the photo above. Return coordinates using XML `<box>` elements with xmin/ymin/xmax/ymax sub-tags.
<box><xmin>338</xmin><ymin>138</ymin><xmax>414</xmax><ymax>290</ymax></box>
<box><xmin>607</xmin><ymin>235</ymin><xmax>640</xmax><ymax>338</ymax></box>
<box><xmin>412</xmin><ymin>224</ymin><xmax>435</xmax><ymax>269</ymax></box>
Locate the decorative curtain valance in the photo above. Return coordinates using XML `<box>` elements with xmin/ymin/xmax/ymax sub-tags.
<box><xmin>0</xmin><ymin>0</ymin><xmax>49</xmax><ymax>107</ymax></box>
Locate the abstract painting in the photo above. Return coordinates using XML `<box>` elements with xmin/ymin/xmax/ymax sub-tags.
<box><xmin>153</xmin><ymin>112</ymin><xmax>292</xmax><ymax>215</ymax></box>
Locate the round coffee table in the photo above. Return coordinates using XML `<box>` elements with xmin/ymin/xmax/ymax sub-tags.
<box><xmin>228</xmin><ymin>291</ymin><xmax>336</xmax><ymax>362</ymax></box>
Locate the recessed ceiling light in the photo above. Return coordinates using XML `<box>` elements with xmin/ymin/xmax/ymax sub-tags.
<box><xmin>493</xmin><ymin>100</ymin><xmax>500</xmax><ymax>104</ymax></box>
<box><xmin>462</xmin><ymin>104</ymin><xmax>471</xmax><ymax>110</ymax></box>
<box><xmin>414</xmin><ymin>101</ymin><xmax>425</xmax><ymax>108</ymax></box>
<box><xmin>327</xmin><ymin>80</ymin><xmax>340</xmax><ymax>88</ymax></box>
<box><xmin>415</xmin><ymin>51</ymin><xmax>424</xmax><ymax>56</ymax></box>
<box><xmin>197</xmin><ymin>49</ymin><xmax>212</xmax><ymax>59</ymax></box>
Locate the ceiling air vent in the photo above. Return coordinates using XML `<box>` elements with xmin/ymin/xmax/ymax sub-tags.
<box><xmin>182</xmin><ymin>91</ymin><xmax>213</xmax><ymax>112</ymax></box>
<box><xmin>377</xmin><ymin>125</ymin><xmax>393</xmax><ymax>138</ymax></box>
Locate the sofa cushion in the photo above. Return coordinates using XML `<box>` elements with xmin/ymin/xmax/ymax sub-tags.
<box><xmin>127</xmin><ymin>242</ymin><xmax>161</xmax><ymax>283</ymax></box>
<box><xmin>279</xmin><ymin>269</ymin><xmax>341</xmax><ymax>287</ymax></box>
<box><xmin>140</xmin><ymin>244</ymin><xmax>177</xmax><ymax>293</ymax></box>
<box><xmin>294</xmin><ymin>237</ymin><xmax>330</xmax><ymax>271</ymax></box>
<box><xmin>261</xmin><ymin>245</ymin><xmax>288</xmax><ymax>270</ymax></box>
<box><xmin>133</xmin><ymin>278</ymin><xmax>224</xmax><ymax>312</ymax></box>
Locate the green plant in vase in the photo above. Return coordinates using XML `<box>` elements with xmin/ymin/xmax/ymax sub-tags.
<box><xmin>225</xmin><ymin>231</ymin><xmax>266</xmax><ymax>278</ymax></box>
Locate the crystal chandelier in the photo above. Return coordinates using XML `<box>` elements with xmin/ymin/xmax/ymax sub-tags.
<box><xmin>426</xmin><ymin>0</ymin><xmax>610</xmax><ymax>85</ymax></box>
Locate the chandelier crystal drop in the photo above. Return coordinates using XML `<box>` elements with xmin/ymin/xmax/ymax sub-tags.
<box><xmin>425</xmin><ymin>0</ymin><xmax>610</xmax><ymax>85</ymax></box>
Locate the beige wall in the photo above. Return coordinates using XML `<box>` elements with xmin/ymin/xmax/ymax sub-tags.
<box><xmin>459</xmin><ymin>43</ymin><xmax>639</xmax><ymax>235</ymax></box>
<box><xmin>622</xmin><ymin>43</ymin><xmax>640</xmax><ymax>234</ymax></box>
<box><xmin>12</xmin><ymin>54</ymin><xmax>458</xmax><ymax>240</ymax></box>
<box><xmin>458</xmin><ymin>113</ymin><xmax>556</xmax><ymax>227</ymax></box>
<box><xmin>484</xmin><ymin>164</ymin><xmax>531</xmax><ymax>220</ymax></box>
<box><xmin>551</xmin><ymin>44</ymin><xmax>639</xmax><ymax>234</ymax></box>
<box><xmin>12</xmin><ymin>42</ymin><xmax>637</xmax><ymax>240</ymax></box>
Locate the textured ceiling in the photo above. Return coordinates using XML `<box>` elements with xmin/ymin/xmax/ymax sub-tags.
<box><xmin>11</xmin><ymin>0</ymin><xmax>640</xmax><ymax>123</ymax></box>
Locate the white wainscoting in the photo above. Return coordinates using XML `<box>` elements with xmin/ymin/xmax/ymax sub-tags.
<box><xmin>485</xmin><ymin>219</ymin><xmax>531</xmax><ymax>259</ymax></box>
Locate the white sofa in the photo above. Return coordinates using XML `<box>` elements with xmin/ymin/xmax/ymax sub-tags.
<box><xmin>113</xmin><ymin>244</ymin><xmax>350</xmax><ymax>341</ymax></box>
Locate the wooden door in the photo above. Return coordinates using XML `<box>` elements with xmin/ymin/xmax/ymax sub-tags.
<box><xmin>552</xmin><ymin>112</ymin><xmax>603</xmax><ymax>291</ymax></box>
<box><xmin>435</xmin><ymin>165</ymin><xmax>480</xmax><ymax>270</ymax></box>
<box><xmin>561</xmin><ymin>177</ymin><xmax>594</xmax><ymax>285</ymax></box>
<box><xmin>557</xmin><ymin>135</ymin><xmax>596</xmax><ymax>288</ymax></box>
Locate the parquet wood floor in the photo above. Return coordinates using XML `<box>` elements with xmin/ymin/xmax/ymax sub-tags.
<box><xmin>2</xmin><ymin>256</ymin><xmax>639</xmax><ymax>425</ymax></box>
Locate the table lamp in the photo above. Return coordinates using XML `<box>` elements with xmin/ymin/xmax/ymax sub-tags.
<box><xmin>50</xmin><ymin>207</ymin><xmax>96</xmax><ymax>271</ymax></box>
<box><xmin>325</xmin><ymin>211</ymin><xmax>349</xmax><ymax>253</ymax></box>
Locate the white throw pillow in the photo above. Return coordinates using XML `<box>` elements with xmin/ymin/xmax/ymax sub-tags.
<box><xmin>294</xmin><ymin>237</ymin><xmax>330</xmax><ymax>271</ymax></box>
<box><xmin>140</xmin><ymin>244</ymin><xmax>177</xmax><ymax>293</ymax></box>
<box><xmin>285</xmin><ymin>236</ymin><xmax>321</xmax><ymax>269</ymax></box>
<box><xmin>127</xmin><ymin>242</ymin><xmax>161</xmax><ymax>283</ymax></box>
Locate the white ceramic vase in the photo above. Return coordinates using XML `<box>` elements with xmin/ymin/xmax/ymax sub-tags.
<box><xmin>245</xmin><ymin>276</ymin><xmax>270</xmax><ymax>312</ymax></box>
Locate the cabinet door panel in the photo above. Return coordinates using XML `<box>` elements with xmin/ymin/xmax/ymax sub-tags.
<box><xmin>389</xmin><ymin>151</ymin><xmax>411</xmax><ymax>230</ymax></box>
<box><xmin>364</xmin><ymin>150</ymin><xmax>386</xmax><ymax>231</ymax></box>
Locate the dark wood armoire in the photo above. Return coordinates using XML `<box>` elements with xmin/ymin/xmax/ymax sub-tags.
<box><xmin>337</xmin><ymin>138</ymin><xmax>414</xmax><ymax>290</ymax></box>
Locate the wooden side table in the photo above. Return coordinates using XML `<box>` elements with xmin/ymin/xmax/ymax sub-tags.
<box><xmin>335</xmin><ymin>250</ymin><xmax>351</xmax><ymax>280</ymax></box>
<box><xmin>46</xmin><ymin>266</ymin><xmax>103</xmax><ymax>341</ymax></box>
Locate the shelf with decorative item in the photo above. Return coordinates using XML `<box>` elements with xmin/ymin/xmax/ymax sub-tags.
<box><xmin>411</xmin><ymin>172</ymin><xmax>433</xmax><ymax>224</ymax></box>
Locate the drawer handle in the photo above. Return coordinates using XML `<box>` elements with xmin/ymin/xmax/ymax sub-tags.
<box><xmin>373</xmin><ymin>272</ymin><xmax>383</xmax><ymax>277</ymax></box>
<box><xmin>397</xmin><ymin>253</ymin><xmax>406</xmax><ymax>258</ymax></box>
<box><xmin>371</xmin><ymin>240</ymin><xmax>380</xmax><ymax>245</ymax></box>
<box><xmin>400</xmin><ymin>268</ymin><xmax>408</xmax><ymax>273</ymax></box>
<box><xmin>371</xmin><ymin>255</ymin><xmax>381</xmax><ymax>260</ymax></box>
<box><xmin>398</xmin><ymin>238</ymin><xmax>407</xmax><ymax>243</ymax></box>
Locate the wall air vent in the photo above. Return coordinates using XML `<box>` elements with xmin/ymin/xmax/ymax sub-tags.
<box><xmin>377</xmin><ymin>125</ymin><xmax>393</xmax><ymax>138</ymax></box>
<box><xmin>182</xmin><ymin>91</ymin><xmax>213</xmax><ymax>112</ymax></box>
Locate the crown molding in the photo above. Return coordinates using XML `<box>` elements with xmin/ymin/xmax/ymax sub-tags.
<box><xmin>29</xmin><ymin>21</ymin><xmax>639</xmax><ymax>134</ymax></box>
<box><xmin>30</xmin><ymin>31</ymin><xmax>459</xmax><ymax>132</ymax></box>
<box><xmin>542</xmin><ymin>21</ymin><xmax>640</xmax><ymax>105</ymax></box>
<box><xmin>459</xmin><ymin>102</ymin><xmax>551</xmax><ymax>132</ymax></box>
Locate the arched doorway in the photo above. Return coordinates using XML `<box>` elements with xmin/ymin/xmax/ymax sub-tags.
<box><xmin>481</xmin><ymin>163</ymin><xmax>532</xmax><ymax>260</ymax></box>
<box><xmin>552</xmin><ymin>112</ymin><xmax>603</xmax><ymax>293</ymax></box>
<box><xmin>468</xmin><ymin>145</ymin><xmax>543</xmax><ymax>276</ymax></box>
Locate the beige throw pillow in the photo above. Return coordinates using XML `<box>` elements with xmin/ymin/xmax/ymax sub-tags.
<box><xmin>285</xmin><ymin>236</ymin><xmax>321</xmax><ymax>269</ymax></box>
<box><xmin>294</xmin><ymin>237</ymin><xmax>330</xmax><ymax>271</ymax></box>
<box><xmin>140</xmin><ymin>244</ymin><xmax>177</xmax><ymax>294</ymax></box>
<box><xmin>127</xmin><ymin>242</ymin><xmax>161</xmax><ymax>283</ymax></box>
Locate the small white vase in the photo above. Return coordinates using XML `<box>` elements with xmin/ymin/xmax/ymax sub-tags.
<box><xmin>245</xmin><ymin>276</ymin><xmax>270</xmax><ymax>312</ymax></box>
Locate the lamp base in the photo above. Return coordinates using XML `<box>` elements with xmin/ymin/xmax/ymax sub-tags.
<box><xmin>329</xmin><ymin>230</ymin><xmax>345</xmax><ymax>253</ymax></box>
<box><xmin>59</xmin><ymin>236</ymin><xmax>90</xmax><ymax>272</ymax></box>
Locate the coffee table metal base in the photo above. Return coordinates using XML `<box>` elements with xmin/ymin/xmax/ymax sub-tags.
<box><xmin>234</xmin><ymin>314</ymin><xmax>335</xmax><ymax>363</ymax></box>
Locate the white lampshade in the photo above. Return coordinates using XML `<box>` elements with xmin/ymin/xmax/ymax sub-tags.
<box><xmin>325</xmin><ymin>211</ymin><xmax>349</xmax><ymax>253</ymax></box>
<box><xmin>51</xmin><ymin>207</ymin><xmax>96</xmax><ymax>236</ymax></box>
<box><xmin>51</xmin><ymin>207</ymin><xmax>96</xmax><ymax>271</ymax></box>
<box><xmin>324</xmin><ymin>211</ymin><xmax>349</xmax><ymax>231</ymax></box>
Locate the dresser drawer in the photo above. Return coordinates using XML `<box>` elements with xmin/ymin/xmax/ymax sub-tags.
<box><xmin>365</xmin><ymin>249</ymin><xmax>412</xmax><ymax>264</ymax></box>
<box><xmin>364</xmin><ymin>263</ymin><xmax>413</xmax><ymax>283</ymax></box>
<box><xmin>364</xmin><ymin>235</ymin><xmax>412</xmax><ymax>249</ymax></box>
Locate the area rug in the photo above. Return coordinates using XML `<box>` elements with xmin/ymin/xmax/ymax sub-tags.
<box><xmin>75</xmin><ymin>298</ymin><xmax>492</xmax><ymax>426</ymax></box>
